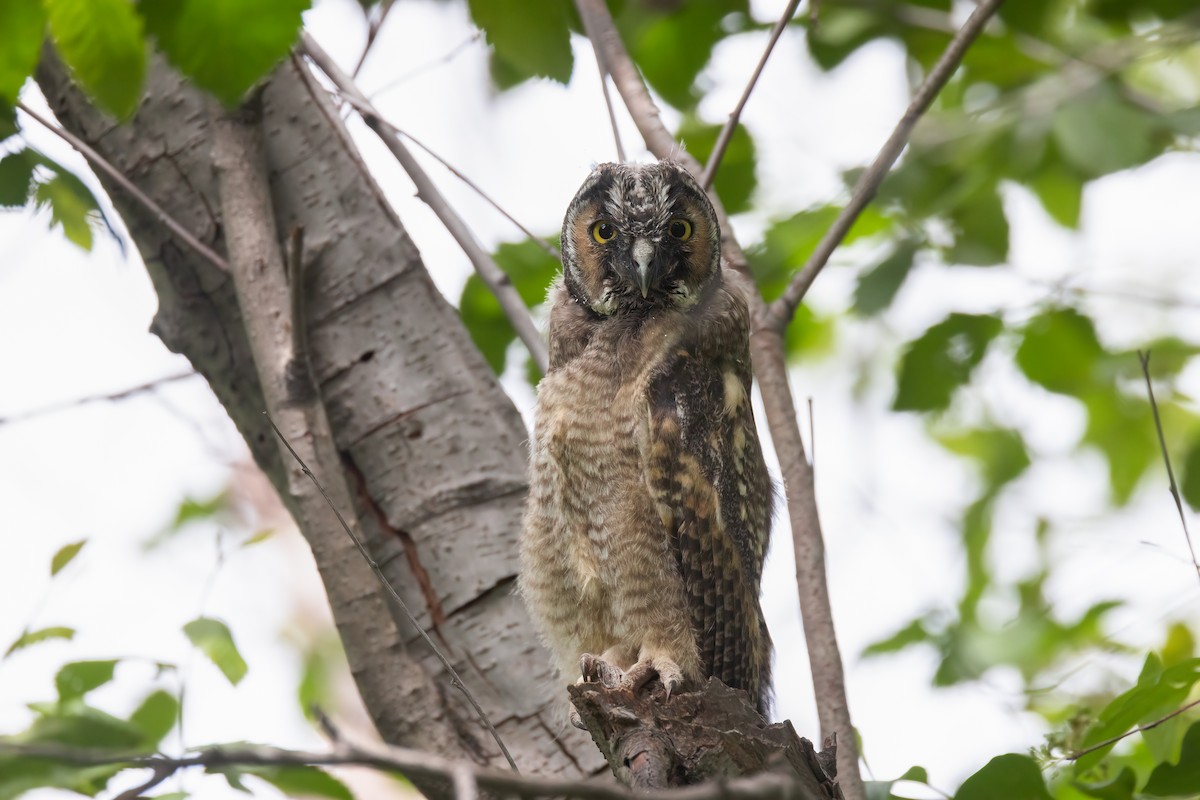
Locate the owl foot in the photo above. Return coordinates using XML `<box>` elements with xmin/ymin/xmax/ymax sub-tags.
<box><xmin>578</xmin><ymin>652</ymin><xmax>625</xmax><ymax>689</ymax></box>
<box><xmin>622</xmin><ymin>655</ymin><xmax>684</xmax><ymax>700</ymax></box>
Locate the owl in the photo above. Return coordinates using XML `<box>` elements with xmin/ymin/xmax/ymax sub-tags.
<box><xmin>519</xmin><ymin>160</ymin><xmax>774</xmax><ymax>716</ymax></box>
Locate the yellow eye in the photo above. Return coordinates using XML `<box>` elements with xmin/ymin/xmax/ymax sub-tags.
<box><xmin>591</xmin><ymin>221</ymin><xmax>617</xmax><ymax>243</ymax></box>
<box><xmin>668</xmin><ymin>218</ymin><xmax>692</xmax><ymax>241</ymax></box>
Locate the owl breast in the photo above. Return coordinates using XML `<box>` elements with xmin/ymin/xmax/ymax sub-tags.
<box><xmin>531</xmin><ymin>345</ymin><xmax>647</xmax><ymax>585</ymax></box>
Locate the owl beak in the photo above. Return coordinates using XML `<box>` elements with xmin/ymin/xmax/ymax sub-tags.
<box><xmin>631</xmin><ymin>237</ymin><xmax>658</xmax><ymax>298</ymax></box>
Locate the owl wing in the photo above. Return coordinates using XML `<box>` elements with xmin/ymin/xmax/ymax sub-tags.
<box><xmin>642</xmin><ymin>288</ymin><xmax>773</xmax><ymax>712</ymax></box>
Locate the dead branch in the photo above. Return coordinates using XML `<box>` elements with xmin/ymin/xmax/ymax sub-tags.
<box><xmin>571</xmin><ymin>678</ymin><xmax>840</xmax><ymax>799</ymax></box>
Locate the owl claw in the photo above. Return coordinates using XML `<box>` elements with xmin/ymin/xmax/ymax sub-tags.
<box><xmin>579</xmin><ymin>653</ymin><xmax>624</xmax><ymax>689</ymax></box>
<box><xmin>621</xmin><ymin>656</ymin><xmax>684</xmax><ymax>699</ymax></box>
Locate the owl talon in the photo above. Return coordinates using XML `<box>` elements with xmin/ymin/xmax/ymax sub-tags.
<box><xmin>579</xmin><ymin>653</ymin><xmax>624</xmax><ymax>689</ymax></box>
<box><xmin>622</xmin><ymin>656</ymin><xmax>684</xmax><ymax>699</ymax></box>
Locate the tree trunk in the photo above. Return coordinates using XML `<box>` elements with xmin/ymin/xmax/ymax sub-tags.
<box><xmin>36</xmin><ymin>53</ymin><xmax>604</xmax><ymax>781</ymax></box>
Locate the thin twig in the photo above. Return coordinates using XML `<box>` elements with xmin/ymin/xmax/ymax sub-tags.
<box><xmin>395</xmin><ymin>127</ymin><xmax>560</xmax><ymax>259</ymax></box>
<box><xmin>700</xmin><ymin>0</ymin><xmax>802</xmax><ymax>189</ymax></box>
<box><xmin>112</xmin><ymin>765</ymin><xmax>173</xmax><ymax>800</ymax></box>
<box><xmin>581</xmin><ymin>16</ymin><xmax>627</xmax><ymax>163</ymax></box>
<box><xmin>1137</xmin><ymin>350</ymin><xmax>1200</xmax><ymax>588</ymax></box>
<box><xmin>351</xmin><ymin>0</ymin><xmax>395</xmax><ymax>78</ymax></box>
<box><xmin>263</xmin><ymin>414</ymin><xmax>520</xmax><ymax>772</ymax></box>
<box><xmin>0</xmin><ymin>741</ymin><xmax>815</xmax><ymax>800</ymax></box>
<box><xmin>299</xmin><ymin>33</ymin><xmax>550</xmax><ymax>375</ymax></box>
<box><xmin>764</xmin><ymin>0</ymin><xmax>1006</xmax><ymax>333</ymax></box>
<box><xmin>0</xmin><ymin>369</ymin><xmax>198</xmax><ymax>426</ymax></box>
<box><xmin>368</xmin><ymin>30</ymin><xmax>483</xmax><ymax>99</ymax></box>
<box><xmin>1068</xmin><ymin>696</ymin><xmax>1200</xmax><ymax>761</ymax></box>
<box><xmin>16</xmin><ymin>102</ymin><xmax>229</xmax><ymax>274</ymax></box>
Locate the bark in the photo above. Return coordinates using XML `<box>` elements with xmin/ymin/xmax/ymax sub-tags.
<box><xmin>570</xmin><ymin>679</ymin><xmax>840</xmax><ymax>798</ymax></box>
<box><xmin>35</xmin><ymin>53</ymin><xmax>602</xmax><ymax>780</ymax></box>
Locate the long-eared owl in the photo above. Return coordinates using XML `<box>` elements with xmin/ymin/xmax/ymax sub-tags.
<box><xmin>519</xmin><ymin>160</ymin><xmax>773</xmax><ymax>715</ymax></box>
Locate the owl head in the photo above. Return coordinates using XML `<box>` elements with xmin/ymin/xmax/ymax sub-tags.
<box><xmin>560</xmin><ymin>161</ymin><xmax>721</xmax><ymax>316</ymax></box>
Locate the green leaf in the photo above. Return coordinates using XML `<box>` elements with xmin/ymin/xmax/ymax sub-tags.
<box><xmin>50</xmin><ymin>539</ymin><xmax>87</xmax><ymax>576</ymax></box>
<box><xmin>806</xmin><ymin>7</ymin><xmax>886</xmax><ymax>71</ymax></box>
<box><xmin>55</xmin><ymin>660</ymin><xmax>117</xmax><ymax>703</ymax></box>
<box><xmin>467</xmin><ymin>0</ymin><xmax>572</xmax><ymax>86</ymax></box>
<box><xmin>0</xmin><ymin>0</ymin><xmax>46</xmax><ymax>104</ymax></box>
<box><xmin>138</xmin><ymin>0</ymin><xmax>309</xmax><ymax>107</ymax></box>
<box><xmin>1075</xmin><ymin>656</ymin><xmax>1200</xmax><ymax>773</ymax></box>
<box><xmin>1052</xmin><ymin>86</ymin><xmax>1156</xmax><ymax>179</ymax></box>
<box><xmin>862</xmin><ymin>619</ymin><xmax>932</xmax><ymax>657</ymax></box>
<box><xmin>34</xmin><ymin>172</ymin><xmax>99</xmax><ymax>251</ymax></box>
<box><xmin>1143</xmin><ymin>721</ymin><xmax>1200</xmax><ymax>796</ymax></box>
<box><xmin>1074</xmin><ymin>767</ymin><xmax>1136</xmax><ymax>800</ymax></box>
<box><xmin>955</xmin><ymin>753</ymin><xmax>1052</xmax><ymax>800</ymax></box>
<box><xmin>4</xmin><ymin>626</ymin><xmax>75</xmax><ymax>657</ymax></box>
<box><xmin>129</xmin><ymin>690</ymin><xmax>178</xmax><ymax>747</ymax></box>
<box><xmin>1015</xmin><ymin>309</ymin><xmax>1102</xmax><ymax>396</ymax></box>
<box><xmin>853</xmin><ymin>240</ymin><xmax>918</xmax><ymax>316</ymax></box>
<box><xmin>0</xmin><ymin>149</ymin><xmax>38</xmax><ymax>207</ymax></box>
<box><xmin>459</xmin><ymin>275</ymin><xmax>514</xmax><ymax>375</ymax></box>
<box><xmin>1181</xmin><ymin>439</ymin><xmax>1200</xmax><ymax>511</ymax></box>
<box><xmin>784</xmin><ymin>303</ymin><xmax>836</xmax><ymax>361</ymax></box>
<box><xmin>44</xmin><ymin>0</ymin><xmax>145</xmax><ymax>119</ymax></box>
<box><xmin>676</xmin><ymin>116</ymin><xmax>757</xmax><ymax>215</ymax></box>
<box><xmin>458</xmin><ymin>239</ymin><xmax>558</xmax><ymax>377</ymax></box>
<box><xmin>946</xmin><ymin>184</ymin><xmax>1008</xmax><ymax>266</ymax></box>
<box><xmin>623</xmin><ymin>0</ymin><xmax>748</xmax><ymax>109</ymax></box>
<box><xmin>1028</xmin><ymin>164</ymin><xmax>1083</xmax><ymax>229</ymax></box>
<box><xmin>146</xmin><ymin>491</ymin><xmax>230</xmax><ymax>548</ymax></box>
<box><xmin>234</xmin><ymin>765</ymin><xmax>353</xmax><ymax>800</ymax></box>
<box><xmin>893</xmin><ymin>313</ymin><xmax>1003</xmax><ymax>412</ymax></box>
<box><xmin>0</xmin><ymin>753</ymin><xmax>123</xmax><ymax>800</ymax></box>
<box><xmin>22</xmin><ymin>703</ymin><xmax>147</xmax><ymax>750</ymax></box>
<box><xmin>751</xmin><ymin>205</ymin><xmax>890</xmax><ymax>300</ymax></box>
<box><xmin>183</xmin><ymin>617</ymin><xmax>247</xmax><ymax>685</ymax></box>
<box><xmin>937</xmin><ymin>427</ymin><xmax>1030</xmax><ymax>491</ymax></box>
<box><xmin>1161</xmin><ymin>622</ymin><xmax>1196</xmax><ymax>667</ymax></box>
<box><xmin>1081</xmin><ymin>391</ymin><xmax>1157</xmax><ymax>505</ymax></box>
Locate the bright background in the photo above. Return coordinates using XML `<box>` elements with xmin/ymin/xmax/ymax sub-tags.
<box><xmin>2</xmin><ymin>0</ymin><xmax>1199</xmax><ymax>797</ymax></box>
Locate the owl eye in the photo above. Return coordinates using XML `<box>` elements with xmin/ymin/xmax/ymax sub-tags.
<box><xmin>591</xmin><ymin>221</ymin><xmax>617</xmax><ymax>243</ymax></box>
<box><xmin>668</xmin><ymin>219</ymin><xmax>692</xmax><ymax>241</ymax></box>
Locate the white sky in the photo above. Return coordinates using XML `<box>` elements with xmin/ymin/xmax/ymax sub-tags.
<box><xmin>2</xmin><ymin>1</ymin><xmax>1200</xmax><ymax>798</ymax></box>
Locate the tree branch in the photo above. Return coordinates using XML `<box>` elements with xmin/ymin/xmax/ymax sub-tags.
<box><xmin>763</xmin><ymin>0</ymin><xmax>1005</xmax><ymax>333</ymax></box>
<box><xmin>700</xmin><ymin>0</ymin><xmax>802</xmax><ymax>190</ymax></box>
<box><xmin>1137</xmin><ymin>350</ymin><xmax>1200</xmax><ymax>588</ymax></box>
<box><xmin>207</xmin><ymin>93</ymin><xmax>471</xmax><ymax>788</ymax></box>
<box><xmin>571</xmin><ymin>678</ymin><xmax>840</xmax><ymax>798</ymax></box>
<box><xmin>264</xmin><ymin>414</ymin><xmax>519</xmax><ymax>772</ymax></box>
<box><xmin>0</xmin><ymin>735</ymin><xmax>835</xmax><ymax>800</ymax></box>
<box><xmin>351</xmin><ymin>0</ymin><xmax>395</xmax><ymax>77</ymax></box>
<box><xmin>1068</xmin><ymin>697</ymin><xmax>1200</xmax><ymax>761</ymax></box>
<box><xmin>16</xmin><ymin>101</ymin><xmax>229</xmax><ymax>273</ymax></box>
<box><xmin>0</xmin><ymin>369</ymin><xmax>197</xmax><ymax>426</ymax></box>
<box><xmin>392</xmin><ymin>126</ymin><xmax>561</xmax><ymax>260</ymax></box>
<box><xmin>299</xmin><ymin>33</ymin><xmax>550</xmax><ymax>375</ymax></box>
